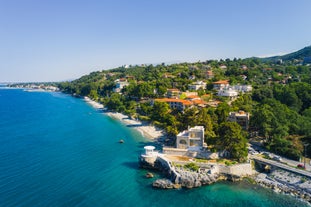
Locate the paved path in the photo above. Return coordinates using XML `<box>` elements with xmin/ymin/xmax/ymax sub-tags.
<box><xmin>251</xmin><ymin>155</ymin><xmax>311</xmax><ymax>178</ymax></box>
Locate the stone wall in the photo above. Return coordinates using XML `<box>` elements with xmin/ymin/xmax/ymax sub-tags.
<box><xmin>217</xmin><ymin>163</ymin><xmax>253</xmax><ymax>177</ymax></box>
<box><xmin>162</xmin><ymin>147</ymin><xmax>188</xmax><ymax>156</ymax></box>
<box><xmin>227</xmin><ymin>163</ymin><xmax>253</xmax><ymax>176</ymax></box>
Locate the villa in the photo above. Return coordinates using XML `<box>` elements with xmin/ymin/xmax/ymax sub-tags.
<box><xmin>176</xmin><ymin>126</ymin><xmax>205</xmax><ymax>150</ymax></box>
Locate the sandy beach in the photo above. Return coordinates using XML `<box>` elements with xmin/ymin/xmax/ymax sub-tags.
<box><xmin>84</xmin><ymin>97</ymin><xmax>165</xmax><ymax>140</ymax></box>
<box><xmin>105</xmin><ymin>112</ymin><xmax>165</xmax><ymax>140</ymax></box>
<box><xmin>84</xmin><ymin>96</ymin><xmax>104</xmax><ymax>109</ymax></box>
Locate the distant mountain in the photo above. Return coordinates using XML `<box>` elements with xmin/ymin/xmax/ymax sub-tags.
<box><xmin>258</xmin><ymin>46</ymin><xmax>311</xmax><ymax>62</ymax></box>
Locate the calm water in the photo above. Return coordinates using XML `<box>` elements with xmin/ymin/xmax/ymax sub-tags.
<box><xmin>0</xmin><ymin>89</ymin><xmax>308</xmax><ymax>207</ymax></box>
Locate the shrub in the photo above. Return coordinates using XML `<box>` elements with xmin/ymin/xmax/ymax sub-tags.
<box><xmin>184</xmin><ymin>163</ymin><xmax>200</xmax><ymax>171</ymax></box>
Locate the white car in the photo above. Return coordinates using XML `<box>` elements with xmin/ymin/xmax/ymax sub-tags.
<box><xmin>273</xmin><ymin>156</ymin><xmax>282</xmax><ymax>162</ymax></box>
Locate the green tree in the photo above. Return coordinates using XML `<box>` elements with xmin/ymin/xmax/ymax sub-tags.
<box><xmin>150</xmin><ymin>101</ymin><xmax>170</xmax><ymax>123</ymax></box>
<box><xmin>215</xmin><ymin>102</ymin><xmax>230</xmax><ymax>124</ymax></box>
<box><xmin>217</xmin><ymin>122</ymin><xmax>247</xmax><ymax>162</ymax></box>
<box><xmin>197</xmin><ymin>108</ymin><xmax>216</xmax><ymax>141</ymax></box>
<box><xmin>106</xmin><ymin>93</ymin><xmax>125</xmax><ymax>112</ymax></box>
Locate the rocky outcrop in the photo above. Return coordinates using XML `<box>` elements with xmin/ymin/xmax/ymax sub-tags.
<box><xmin>153</xmin><ymin>179</ymin><xmax>181</xmax><ymax>189</ymax></box>
<box><xmin>175</xmin><ymin>168</ymin><xmax>218</xmax><ymax>188</ymax></box>
<box><xmin>140</xmin><ymin>153</ymin><xmax>251</xmax><ymax>189</ymax></box>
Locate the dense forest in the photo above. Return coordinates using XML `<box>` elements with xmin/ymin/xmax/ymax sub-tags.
<box><xmin>58</xmin><ymin>46</ymin><xmax>311</xmax><ymax>161</ymax></box>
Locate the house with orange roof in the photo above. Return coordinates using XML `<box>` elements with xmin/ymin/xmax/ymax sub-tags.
<box><xmin>213</xmin><ymin>80</ymin><xmax>230</xmax><ymax>90</ymax></box>
<box><xmin>186</xmin><ymin>95</ymin><xmax>201</xmax><ymax>100</ymax></box>
<box><xmin>191</xmin><ymin>99</ymin><xmax>207</xmax><ymax>107</ymax></box>
<box><xmin>206</xmin><ymin>70</ymin><xmax>214</xmax><ymax>79</ymax></box>
<box><xmin>125</xmin><ymin>75</ymin><xmax>135</xmax><ymax>80</ymax></box>
<box><xmin>154</xmin><ymin>98</ymin><xmax>193</xmax><ymax>111</ymax></box>
<box><xmin>186</xmin><ymin>95</ymin><xmax>207</xmax><ymax>107</ymax></box>
<box><xmin>166</xmin><ymin>88</ymin><xmax>181</xmax><ymax>98</ymax></box>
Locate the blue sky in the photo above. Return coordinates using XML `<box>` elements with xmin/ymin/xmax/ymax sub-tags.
<box><xmin>1</xmin><ymin>0</ymin><xmax>311</xmax><ymax>82</ymax></box>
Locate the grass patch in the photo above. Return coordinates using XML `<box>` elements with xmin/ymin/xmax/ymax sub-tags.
<box><xmin>194</xmin><ymin>158</ymin><xmax>209</xmax><ymax>163</ymax></box>
<box><xmin>184</xmin><ymin>163</ymin><xmax>200</xmax><ymax>171</ymax></box>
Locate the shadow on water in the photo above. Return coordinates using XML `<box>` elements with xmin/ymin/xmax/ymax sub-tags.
<box><xmin>122</xmin><ymin>161</ymin><xmax>139</xmax><ymax>170</ymax></box>
<box><xmin>126</xmin><ymin>124</ymin><xmax>143</xmax><ymax>127</ymax></box>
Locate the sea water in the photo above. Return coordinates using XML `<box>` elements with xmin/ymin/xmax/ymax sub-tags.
<box><xmin>0</xmin><ymin>89</ymin><xmax>308</xmax><ymax>207</ymax></box>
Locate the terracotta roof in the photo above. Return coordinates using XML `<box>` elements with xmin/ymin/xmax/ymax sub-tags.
<box><xmin>206</xmin><ymin>100</ymin><xmax>222</xmax><ymax>107</ymax></box>
<box><xmin>186</xmin><ymin>95</ymin><xmax>200</xmax><ymax>99</ymax></box>
<box><xmin>192</xmin><ymin>99</ymin><xmax>207</xmax><ymax>105</ymax></box>
<box><xmin>213</xmin><ymin>80</ymin><xmax>229</xmax><ymax>84</ymax></box>
<box><xmin>167</xmin><ymin>88</ymin><xmax>180</xmax><ymax>92</ymax></box>
<box><xmin>155</xmin><ymin>98</ymin><xmax>193</xmax><ymax>105</ymax></box>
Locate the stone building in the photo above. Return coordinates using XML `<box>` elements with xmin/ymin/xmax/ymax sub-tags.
<box><xmin>228</xmin><ymin>111</ymin><xmax>250</xmax><ymax>130</ymax></box>
<box><xmin>176</xmin><ymin>126</ymin><xmax>205</xmax><ymax>150</ymax></box>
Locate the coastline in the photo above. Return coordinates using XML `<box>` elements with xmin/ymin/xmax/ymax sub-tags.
<box><xmin>84</xmin><ymin>96</ymin><xmax>311</xmax><ymax>204</ymax></box>
<box><xmin>83</xmin><ymin>97</ymin><xmax>165</xmax><ymax>140</ymax></box>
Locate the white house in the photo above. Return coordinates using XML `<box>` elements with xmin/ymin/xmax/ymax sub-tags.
<box><xmin>233</xmin><ymin>85</ymin><xmax>252</xmax><ymax>93</ymax></box>
<box><xmin>188</xmin><ymin>81</ymin><xmax>207</xmax><ymax>91</ymax></box>
<box><xmin>217</xmin><ymin>88</ymin><xmax>238</xmax><ymax>100</ymax></box>
<box><xmin>176</xmin><ymin>126</ymin><xmax>205</xmax><ymax>150</ymax></box>
<box><xmin>213</xmin><ymin>80</ymin><xmax>230</xmax><ymax>90</ymax></box>
<box><xmin>113</xmin><ymin>79</ymin><xmax>129</xmax><ymax>93</ymax></box>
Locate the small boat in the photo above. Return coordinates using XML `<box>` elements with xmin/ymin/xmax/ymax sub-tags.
<box><xmin>119</xmin><ymin>139</ymin><xmax>124</xmax><ymax>143</ymax></box>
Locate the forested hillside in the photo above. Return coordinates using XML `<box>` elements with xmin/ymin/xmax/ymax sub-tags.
<box><xmin>59</xmin><ymin>49</ymin><xmax>311</xmax><ymax>161</ymax></box>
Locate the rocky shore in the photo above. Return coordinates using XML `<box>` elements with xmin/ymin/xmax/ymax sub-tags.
<box><xmin>255</xmin><ymin>170</ymin><xmax>311</xmax><ymax>204</ymax></box>
<box><xmin>140</xmin><ymin>152</ymin><xmax>311</xmax><ymax>205</ymax></box>
<box><xmin>140</xmin><ymin>154</ymin><xmax>250</xmax><ymax>189</ymax></box>
<box><xmin>151</xmin><ymin>166</ymin><xmax>220</xmax><ymax>189</ymax></box>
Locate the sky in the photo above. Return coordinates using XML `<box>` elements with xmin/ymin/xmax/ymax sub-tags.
<box><xmin>0</xmin><ymin>0</ymin><xmax>311</xmax><ymax>82</ymax></box>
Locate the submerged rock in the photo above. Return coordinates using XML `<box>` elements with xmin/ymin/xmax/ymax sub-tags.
<box><xmin>145</xmin><ymin>172</ymin><xmax>154</xmax><ymax>178</ymax></box>
<box><xmin>153</xmin><ymin>179</ymin><xmax>175</xmax><ymax>189</ymax></box>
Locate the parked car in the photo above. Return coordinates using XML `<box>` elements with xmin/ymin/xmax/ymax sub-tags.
<box><xmin>273</xmin><ymin>156</ymin><xmax>282</xmax><ymax>162</ymax></box>
<box><xmin>297</xmin><ymin>164</ymin><xmax>306</xmax><ymax>169</ymax></box>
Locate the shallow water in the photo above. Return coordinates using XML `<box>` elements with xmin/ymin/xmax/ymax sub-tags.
<box><xmin>0</xmin><ymin>89</ymin><xmax>308</xmax><ymax>207</ymax></box>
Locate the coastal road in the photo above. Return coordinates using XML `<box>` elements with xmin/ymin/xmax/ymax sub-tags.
<box><xmin>251</xmin><ymin>155</ymin><xmax>311</xmax><ymax>178</ymax></box>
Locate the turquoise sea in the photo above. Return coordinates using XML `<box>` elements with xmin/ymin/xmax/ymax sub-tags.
<box><xmin>0</xmin><ymin>88</ymin><xmax>308</xmax><ymax>207</ymax></box>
